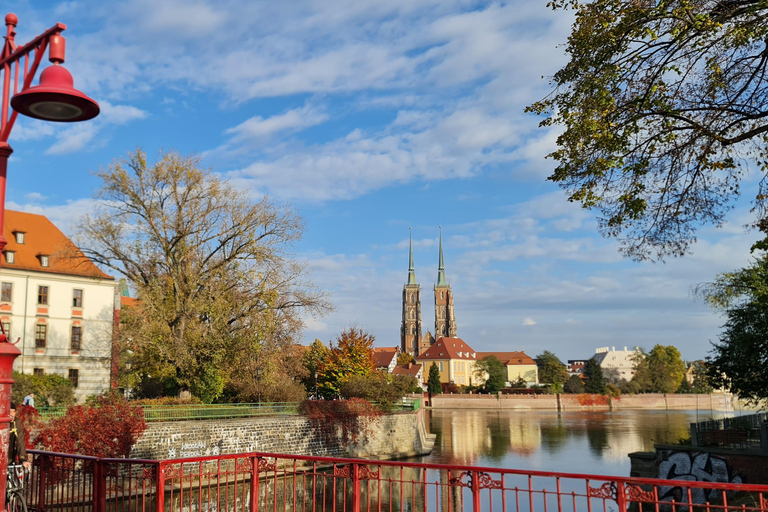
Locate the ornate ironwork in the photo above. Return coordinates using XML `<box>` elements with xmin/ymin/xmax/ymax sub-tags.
<box><xmin>164</xmin><ymin>466</ymin><xmax>183</xmax><ymax>480</ymax></box>
<box><xmin>449</xmin><ymin>472</ymin><xmax>472</xmax><ymax>488</ymax></box>
<box><xmin>257</xmin><ymin>457</ymin><xmax>276</xmax><ymax>473</ymax></box>
<box><xmin>358</xmin><ymin>466</ymin><xmax>380</xmax><ymax>480</ymax></box>
<box><xmin>588</xmin><ymin>482</ymin><xmax>618</xmax><ymax>501</ymax></box>
<box><xmin>141</xmin><ymin>466</ymin><xmax>157</xmax><ymax>481</ymax></box>
<box><xmin>235</xmin><ymin>459</ymin><xmax>253</xmax><ymax>473</ymax></box>
<box><xmin>334</xmin><ymin>465</ymin><xmax>352</xmax><ymax>478</ymax></box>
<box><xmin>626</xmin><ymin>484</ymin><xmax>655</xmax><ymax>503</ymax></box>
<box><xmin>477</xmin><ymin>472</ymin><xmax>503</xmax><ymax>490</ymax></box>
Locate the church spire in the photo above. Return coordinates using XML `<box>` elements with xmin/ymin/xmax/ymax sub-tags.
<box><xmin>407</xmin><ymin>228</ymin><xmax>417</xmax><ymax>285</ymax></box>
<box><xmin>436</xmin><ymin>226</ymin><xmax>447</xmax><ymax>286</ymax></box>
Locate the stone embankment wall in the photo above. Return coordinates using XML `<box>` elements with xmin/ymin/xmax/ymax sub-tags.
<box><xmin>131</xmin><ymin>408</ymin><xmax>434</xmax><ymax>461</ymax></box>
<box><xmin>427</xmin><ymin>393</ymin><xmax>734</xmax><ymax>411</ymax></box>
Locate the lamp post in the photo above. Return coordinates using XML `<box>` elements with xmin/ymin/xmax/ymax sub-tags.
<box><xmin>0</xmin><ymin>13</ymin><xmax>99</xmax><ymax>512</ymax></box>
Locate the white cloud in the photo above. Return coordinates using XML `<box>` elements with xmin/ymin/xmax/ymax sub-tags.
<box><xmin>522</xmin><ymin>318</ymin><xmax>536</xmax><ymax>326</ymax></box>
<box><xmin>226</xmin><ymin>105</ymin><xmax>328</xmax><ymax>141</ymax></box>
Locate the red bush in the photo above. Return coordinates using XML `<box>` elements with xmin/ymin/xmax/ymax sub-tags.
<box><xmin>300</xmin><ymin>398</ymin><xmax>382</xmax><ymax>445</ymax></box>
<box><xmin>577</xmin><ymin>394</ymin><xmax>610</xmax><ymax>406</ymax></box>
<box><xmin>16</xmin><ymin>405</ymin><xmax>41</xmax><ymax>449</ymax></box>
<box><xmin>34</xmin><ymin>393</ymin><xmax>146</xmax><ymax>458</ymax></box>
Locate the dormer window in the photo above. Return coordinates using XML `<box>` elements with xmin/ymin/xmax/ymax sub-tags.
<box><xmin>5</xmin><ymin>251</ymin><xmax>14</xmax><ymax>264</ymax></box>
<box><xmin>40</xmin><ymin>255</ymin><xmax>49</xmax><ymax>267</ymax></box>
<box><xmin>14</xmin><ymin>232</ymin><xmax>24</xmax><ymax>244</ymax></box>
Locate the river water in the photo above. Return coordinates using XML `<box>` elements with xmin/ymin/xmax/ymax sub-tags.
<box><xmin>417</xmin><ymin>408</ymin><xmax>732</xmax><ymax>477</ymax></box>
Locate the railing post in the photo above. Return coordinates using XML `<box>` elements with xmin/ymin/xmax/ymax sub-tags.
<box><xmin>36</xmin><ymin>455</ymin><xmax>48</xmax><ymax>512</ymax></box>
<box><xmin>690</xmin><ymin>423</ymin><xmax>699</xmax><ymax>448</ymax></box>
<box><xmin>351</xmin><ymin>463</ymin><xmax>361</xmax><ymax>512</ymax></box>
<box><xmin>471</xmin><ymin>471</ymin><xmax>481</xmax><ymax>511</ymax></box>
<box><xmin>250</xmin><ymin>456</ymin><xmax>259</xmax><ymax>512</ymax></box>
<box><xmin>615</xmin><ymin>481</ymin><xmax>627</xmax><ymax>512</ymax></box>
<box><xmin>156</xmin><ymin>463</ymin><xmax>166</xmax><ymax>512</ymax></box>
<box><xmin>94</xmin><ymin>459</ymin><xmax>106</xmax><ymax>512</ymax></box>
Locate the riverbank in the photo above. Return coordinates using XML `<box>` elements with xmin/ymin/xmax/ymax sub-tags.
<box><xmin>426</xmin><ymin>392</ymin><xmax>737</xmax><ymax>411</ymax></box>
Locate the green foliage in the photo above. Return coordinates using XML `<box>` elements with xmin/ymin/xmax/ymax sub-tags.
<box><xmin>317</xmin><ymin>328</ymin><xmax>376</xmax><ymax>399</ymax></box>
<box><xmin>527</xmin><ymin>0</ymin><xmax>768</xmax><ymax>260</ymax></box>
<box><xmin>629</xmin><ymin>345</ymin><xmax>686</xmax><ymax>393</ymax></box>
<box><xmin>301</xmin><ymin>339</ymin><xmax>330</xmax><ymax>395</ymax></box>
<box><xmin>79</xmin><ymin>149</ymin><xmax>330</xmax><ymax>403</ymax></box>
<box><xmin>34</xmin><ymin>393</ymin><xmax>146</xmax><ymax>457</ymax></box>
<box><xmin>338</xmin><ymin>372</ymin><xmax>417</xmax><ymax>411</ymax></box>
<box><xmin>474</xmin><ymin>355</ymin><xmax>507</xmax><ymax>394</ymax></box>
<box><xmin>563</xmin><ymin>375</ymin><xmax>585</xmax><ymax>394</ymax></box>
<box><xmin>536</xmin><ymin>351</ymin><xmax>568</xmax><ymax>390</ymax></box>
<box><xmin>605</xmin><ymin>383</ymin><xmax>621</xmax><ymax>398</ymax></box>
<box><xmin>583</xmin><ymin>358</ymin><xmax>606</xmax><ymax>394</ymax></box>
<box><xmin>676</xmin><ymin>378</ymin><xmax>693</xmax><ymax>394</ymax></box>
<box><xmin>12</xmin><ymin>372</ymin><xmax>75</xmax><ymax>407</ymax></box>
<box><xmin>427</xmin><ymin>363</ymin><xmax>442</xmax><ymax>395</ymax></box>
<box><xmin>690</xmin><ymin>360</ymin><xmax>714</xmax><ymax>394</ymax></box>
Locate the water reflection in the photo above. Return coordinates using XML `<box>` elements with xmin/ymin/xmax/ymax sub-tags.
<box><xmin>421</xmin><ymin>409</ymin><xmax>698</xmax><ymax>475</ymax></box>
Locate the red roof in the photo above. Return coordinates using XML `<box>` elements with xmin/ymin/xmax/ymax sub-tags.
<box><xmin>392</xmin><ymin>363</ymin><xmax>422</xmax><ymax>377</ymax></box>
<box><xmin>121</xmin><ymin>296</ymin><xmax>139</xmax><ymax>308</ymax></box>
<box><xmin>415</xmin><ymin>337</ymin><xmax>478</xmax><ymax>361</ymax></box>
<box><xmin>3</xmin><ymin>210</ymin><xmax>113</xmax><ymax>280</ymax></box>
<box><xmin>477</xmin><ymin>351</ymin><xmax>536</xmax><ymax>365</ymax></box>
<box><xmin>373</xmin><ymin>347</ymin><xmax>398</xmax><ymax>368</ymax></box>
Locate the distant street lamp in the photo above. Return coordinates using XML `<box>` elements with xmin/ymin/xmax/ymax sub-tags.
<box><xmin>0</xmin><ymin>13</ymin><xmax>99</xmax><ymax>512</ymax></box>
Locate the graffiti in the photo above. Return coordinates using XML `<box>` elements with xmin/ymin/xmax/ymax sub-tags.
<box><xmin>658</xmin><ymin>451</ymin><xmax>742</xmax><ymax>506</ymax></box>
<box><xmin>169</xmin><ymin>443</ymin><xmax>221</xmax><ymax>459</ymax></box>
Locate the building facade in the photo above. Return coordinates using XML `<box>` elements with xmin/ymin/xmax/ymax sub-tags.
<box><xmin>416</xmin><ymin>337</ymin><xmax>479</xmax><ymax>386</ymax></box>
<box><xmin>478</xmin><ymin>351</ymin><xmax>539</xmax><ymax>385</ymax></box>
<box><xmin>400</xmin><ymin>229</ymin><xmax>457</xmax><ymax>357</ymax></box>
<box><xmin>1</xmin><ymin>211</ymin><xmax>117</xmax><ymax>402</ymax></box>
<box><xmin>592</xmin><ymin>346</ymin><xmax>639</xmax><ymax>383</ymax></box>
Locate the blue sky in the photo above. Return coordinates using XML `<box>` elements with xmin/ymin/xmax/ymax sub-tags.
<box><xmin>3</xmin><ymin>0</ymin><xmax>762</xmax><ymax>362</ymax></box>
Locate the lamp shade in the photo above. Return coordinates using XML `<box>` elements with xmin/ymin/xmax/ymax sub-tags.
<box><xmin>11</xmin><ymin>65</ymin><xmax>99</xmax><ymax>122</ymax></box>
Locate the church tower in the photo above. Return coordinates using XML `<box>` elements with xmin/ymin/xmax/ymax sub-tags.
<box><xmin>401</xmin><ymin>230</ymin><xmax>423</xmax><ymax>356</ymax></box>
<box><xmin>434</xmin><ymin>228</ymin><xmax>457</xmax><ymax>339</ymax></box>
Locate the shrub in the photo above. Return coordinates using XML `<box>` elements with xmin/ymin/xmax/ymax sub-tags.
<box><xmin>299</xmin><ymin>398</ymin><xmax>382</xmax><ymax>445</ymax></box>
<box><xmin>441</xmin><ymin>382</ymin><xmax>459</xmax><ymax>394</ymax></box>
<box><xmin>16</xmin><ymin>405</ymin><xmax>41</xmax><ymax>449</ymax></box>
<box><xmin>563</xmin><ymin>375</ymin><xmax>586</xmax><ymax>394</ymax></box>
<box><xmin>133</xmin><ymin>396</ymin><xmax>203</xmax><ymax>406</ymax></box>
<box><xmin>339</xmin><ymin>372</ymin><xmax>418</xmax><ymax>410</ymax></box>
<box><xmin>34</xmin><ymin>392</ymin><xmax>146</xmax><ymax>458</ymax></box>
<box><xmin>605</xmin><ymin>383</ymin><xmax>621</xmax><ymax>397</ymax></box>
<box><xmin>12</xmin><ymin>372</ymin><xmax>75</xmax><ymax>407</ymax></box>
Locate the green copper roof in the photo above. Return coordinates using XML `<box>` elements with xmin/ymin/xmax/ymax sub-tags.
<box><xmin>407</xmin><ymin>229</ymin><xmax>417</xmax><ymax>285</ymax></box>
<box><xmin>436</xmin><ymin>227</ymin><xmax>447</xmax><ymax>287</ymax></box>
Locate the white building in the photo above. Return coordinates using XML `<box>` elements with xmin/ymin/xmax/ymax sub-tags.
<box><xmin>592</xmin><ymin>346</ymin><xmax>639</xmax><ymax>383</ymax></box>
<box><xmin>1</xmin><ymin>211</ymin><xmax>117</xmax><ymax>402</ymax></box>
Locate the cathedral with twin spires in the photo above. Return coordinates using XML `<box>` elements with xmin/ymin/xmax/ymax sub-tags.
<box><xmin>401</xmin><ymin>229</ymin><xmax>457</xmax><ymax>357</ymax></box>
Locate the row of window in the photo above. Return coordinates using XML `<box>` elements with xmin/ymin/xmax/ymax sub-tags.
<box><xmin>1</xmin><ymin>283</ymin><xmax>83</xmax><ymax>307</ymax></box>
<box><xmin>4</xmin><ymin>251</ymin><xmax>49</xmax><ymax>267</ymax></box>
<box><xmin>33</xmin><ymin>324</ymin><xmax>83</xmax><ymax>350</ymax></box>
<box><xmin>32</xmin><ymin>367</ymin><xmax>79</xmax><ymax>388</ymax></box>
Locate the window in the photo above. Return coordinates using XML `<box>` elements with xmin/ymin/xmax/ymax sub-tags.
<box><xmin>40</xmin><ymin>255</ymin><xmax>49</xmax><ymax>267</ymax></box>
<box><xmin>5</xmin><ymin>252</ymin><xmax>14</xmax><ymax>264</ymax></box>
<box><xmin>68</xmin><ymin>369</ymin><xmax>79</xmax><ymax>388</ymax></box>
<box><xmin>2</xmin><ymin>322</ymin><xmax>9</xmax><ymax>339</ymax></box>
<box><xmin>1</xmin><ymin>282</ymin><xmax>11</xmax><ymax>302</ymax></box>
<box><xmin>35</xmin><ymin>324</ymin><xmax>47</xmax><ymax>348</ymax></box>
<box><xmin>33</xmin><ymin>368</ymin><xmax>44</xmax><ymax>376</ymax></box>
<box><xmin>439</xmin><ymin>362</ymin><xmax>444</xmax><ymax>371</ymax></box>
<box><xmin>71</xmin><ymin>326</ymin><xmax>82</xmax><ymax>350</ymax></box>
<box><xmin>38</xmin><ymin>286</ymin><xmax>48</xmax><ymax>305</ymax></box>
<box><xmin>72</xmin><ymin>289</ymin><xmax>83</xmax><ymax>308</ymax></box>
<box><xmin>441</xmin><ymin>292</ymin><xmax>444</xmax><ymax>299</ymax></box>
<box><xmin>14</xmin><ymin>232</ymin><xmax>24</xmax><ymax>244</ymax></box>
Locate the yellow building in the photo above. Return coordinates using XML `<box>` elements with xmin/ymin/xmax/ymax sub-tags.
<box><xmin>416</xmin><ymin>337</ymin><xmax>481</xmax><ymax>386</ymax></box>
<box><xmin>478</xmin><ymin>351</ymin><xmax>539</xmax><ymax>385</ymax></box>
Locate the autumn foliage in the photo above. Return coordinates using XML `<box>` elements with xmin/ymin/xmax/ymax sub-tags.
<box><xmin>300</xmin><ymin>398</ymin><xmax>382</xmax><ymax>445</ymax></box>
<box><xmin>316</xmin><ymin>328</ymin><xmax>376</xmax><ymax>399</ymax></box>
<box><xmin>34</xmin><ymin>393</ymin><xmax>146</xmax><ymax>458</ymax></box>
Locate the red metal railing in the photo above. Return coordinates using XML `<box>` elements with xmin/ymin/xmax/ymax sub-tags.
<box><xmin>21</xmin><ymin>449</ymin><xmax>768</xmax><ymax>512</ymax></box>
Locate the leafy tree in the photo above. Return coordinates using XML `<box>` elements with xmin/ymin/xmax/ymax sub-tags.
<box><xmin>301</xmin><ymin>339</ymin><xmax>331</xmax><ymax>396</ymax></box>
<box><xmin>339</xmin><ymin>372</ymin><xmax>417</xmax><ymax>411</ymax></box>
<box><xmin>627</xmin><ymin>349</ymin><xmax>651</xmax><ymax>393</ymax></box>
<box><xmin>527</xmin><ymin>1</ymin><xmax>768</xmax><ymax>260</ymax></box>
<box><xmin>583</xmin><ymin>358</ymin><xmax>606</xmax><ymax>394</ymax></box>
<box><xmin>536</xmin><ymin>351</ymin><xmax>568</xmax><ymax>391</ymax></box>
<box><xmin>563</xmin><ymin>375</ymin><xmax>585</xmax><ymax>394</ymax></box>
<box><xmin>646</xmin><ymin>345</ymin><xmax>687</xmax><ymax>393</ymax></box>
<box><xmin>691</xmin><ymin>360</ymin><xmax>714</xmax><ymax>394</ymax></box>
<box><xmin>35</xmin><ymin>393</ymin><xmax>146</xmax><ymax>457</ymax></box>
<box><xmin>79</xmin><ymin>149</ymin><xmax>329</xmax><ymax>402</ymax></box>
<box><xmin>317</xmin><ymin>328</ymin><xmax>375</xmax><ymax>399</ymax></box>
<box><xmin>474</xmin><ymin>355</ymin><xmax>507</xmax><ymax>393</ymax></box>
<box><xmin>397</xmin><ymin>352</ymin><xmax>415</xmax><ymax>366</ymax></box>
<box><xmin>12</xmin><ymin>372</ymin><xmax>75</xmax><ymax>407</ymax></box>
<box><xmin>427</xmin><ymin>363</ymin><xmax>442</xmax><ymax>395</ymax></box>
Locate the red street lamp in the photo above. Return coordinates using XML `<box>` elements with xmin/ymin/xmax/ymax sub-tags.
<box><xmin>0</xmin><ymin>12</ymin><xmax>99</xmax><ymax>511</ymax></box>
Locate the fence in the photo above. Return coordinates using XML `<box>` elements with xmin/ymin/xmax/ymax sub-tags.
<box><xmin>19</xmin><ymin>449</ymin><xmax>768</xmax><ymax>512</ymax></box>
<box><xmin>691</xmin><ymin>412</ymin><xmax>768</xmax><ymax>451</ymax></box>
<box><xmin>35</xmin><ymin>398</ymin><xmax>420</xmax><ymax>422</ymax></box>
